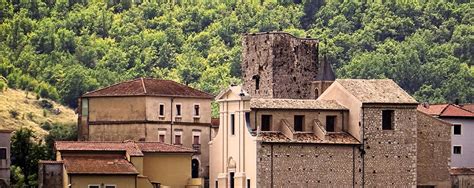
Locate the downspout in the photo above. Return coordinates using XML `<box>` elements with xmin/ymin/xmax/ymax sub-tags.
<box><xmin>170</xmin><ymin>97</ymin><xmax>174</xmax><ymax>143</ymax></box>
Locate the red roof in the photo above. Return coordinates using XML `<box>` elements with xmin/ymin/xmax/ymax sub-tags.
<box><xmin>417</xmin><ymin>104</ymin><xmax>474</xmax><ymax>118</ymax></box>
<box><xmin>63</xmin><ymin>155</ymin><xmax>138</xmax><ymax>175</ymax></box>
<box><xmin>55</xmin><ymin>141</ymin><xmax>195</xmax><ymax>156</ymax></box>
<box><xmin>462</xmin><ymin>104</ymin><xmax>474</xmax><ymax>113</ymax></box>
<box><xmin>83</xmin><ymin>78</ymin><xmax>213</xmax><ymax>99</ymax></box>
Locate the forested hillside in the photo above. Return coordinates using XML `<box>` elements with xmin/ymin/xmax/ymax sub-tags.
<box><xmin>0</xmin><ymin>0</ymin><xmax>472</xmax><ymax>109</ymax></box>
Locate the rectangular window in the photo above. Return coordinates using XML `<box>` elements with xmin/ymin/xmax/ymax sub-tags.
<box><xmin>247</xmin><ymin>179</ymin><xmax>251</xmax><ymax>188</ymax></box>
<box><xmin>216</xmin><ymin>180</ymin><xmax>218</xmax><ymax>188</ymax></box>
<box><xmin>105</xmin><ymin>185</ymin><xmax>116</xmax><ymax>188</ymax></box>
<box><xmin>0</xmin><ymin>148</ymin><xmax>6</xmax><ymax>159</ymax></box>
<box><xmin>294</xmin><ymin>115</ymin><xmax>304</xmax><ymax>132</ymax></box>
<box><xmin>159</xmin><ymin>104</ymin><xmax>165</xmax><ymax>116</ymax></box>
<box><xmin>454</xmin><ymin>124</ymin><xmax>461</xmax><ymax>135</ymax></box>
<box><xmin>230</xmin><ymin>172</ymin><xmax>235</xmax><ymax>188</ymax></box>
<box><xmin>88</xmin><ymin>185</ymin><xmax>100</xmax><ymax>188</ymax></box>
<box><xmin>453</xmin><ymin>146</ymin><xmax>462</xmax><ymax>154</ymax></box>
<box><xmin>194</xmin><ymin>104</ymin><xmax>200</xmax><ymax>116</ymax></box>
<box><xmin>175</xmin><ymin>134</ymin><xmax>182</xmax><ymax>145</ymax></box>
<box><xmin>382</xmin><ymin>110</ymin><xmax>394</xmax><ymax>130</ymax></box>
<box><xmin>230</xmin><ymin>114</ymin><xmax>235</xmax><ymax>135</ymax></box>
<box><xmin>176</xmin><ymin>104</ymin><xmax>182</xmax><ymax>116</ymax></box>
<box><xmin>193</xmin><ymin>135</ymin><xmax>200</xmax><ymax>145</ymax></box>
<box><xmin>159</xmin><ymin>134</ymin><xmax>165</xmax><ymax>143</ymax></box>
<box><xmin>326</xmin><ymin>116</ymin><xmax>336</xmax><ymax>132</ymax></box>
<box><xmin>261</xmin><ymin>115</ymin><xmax>272</xmax><ymax>131</ymax></box>
<box><xmin>81</xmin><ymin>98</ymin><xmax>88</xmax><ymax>116</ymax></box>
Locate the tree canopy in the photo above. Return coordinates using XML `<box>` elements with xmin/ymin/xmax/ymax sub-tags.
<box><xmin>0</xmin><ymin>0</ymin><xmax>472</xmax><ymax>107</ymax></box>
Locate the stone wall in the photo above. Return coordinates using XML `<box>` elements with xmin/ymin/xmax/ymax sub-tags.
<box><xmin>241</xmin><ymin>32</ymin><xmax>319</xmax><ymax>99</ymax></box>
<box><xmin>257</xmin><ymin>143</ymin><xmax>362</xmax><ymax>187</ymax></box>
<box><xmin>362</xmin><ymin>106</ymin><xmax>418</xmax><ymax>187</ymax></box>
<box><xmin>416</xmin><ymin>111</ymin><xmax>451</xmax><ymax>187</ymax></box>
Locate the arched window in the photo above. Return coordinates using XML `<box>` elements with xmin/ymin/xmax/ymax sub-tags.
<box><xmin>314</xmin><ymin>88</ymin><xmax>319</xmax><ymax>99</ymax></box>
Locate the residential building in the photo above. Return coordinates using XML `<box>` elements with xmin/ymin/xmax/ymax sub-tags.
<box><xmin>0</xmin><ymin>129</ymin><xmax>13</xmax><ymax>187</ymax></box>
<box><xmin>418</xmin><ymin>103</ymin><xmax>474</xmax><ymax>167</ymax></box>
<box><xmin>77</xmin><ymin>78</ymin><xmax>213</xmax><ymax>179</ymax></box>
<box><xmin>39</xmin><ymin>141</ymin><xmax>198</xmax><ymax>188</ymax></box>
<box><xmin>209</xmin><ymin>32</ymin><xmax>451</xmax><ymax>187</ymax></box>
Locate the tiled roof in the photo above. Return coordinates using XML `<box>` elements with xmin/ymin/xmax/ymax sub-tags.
<box><xmin>257</xmin><ymin>132</ymin><xmax>360</xmax><ymax>144</ymax></box>
<box><xmin>135</xmin><ymin>142</ymin><xmax>195</xmax><ymax>153</ymax></box>
<box><xmin>450</xmin><ymin>167</ymin><xmax>474</xmax><ymax>175</ymax></box>
<box><xmin>336</xmin><ymin>79</ymin><xmax>418</xmax><ymax>104</ymax></box>
<box><xmin>39</xmin><ymin>160</ymin><xmax>64</xmax><ymax>164</ymax></box>
<box><xmin>55</xmin><ymin>141</ymin><xmax>194</xmax><ymax>156</ymax></box>
<box><xmin>461</xmin><ymin>104</ymin><xmax>474</xmax><ymax>113</ymax></box>
<box><xmin>63</xmin><ymin>155</ymin><xmax>138</xmax><ymax>175</ymax></box>
<box><xmin>83</xmin><ymin>78</ymin><xmax>213</xmax><ymax>99</ymax></box>
<box><xmin>417</xmin><ymin>104</ymin><xmax>474</xmax><ymax>117</ymax></box>
<box><xmin>250</xmin><ymin>98</ymin><xmax>347</xmax><ymax>110</ymax></box>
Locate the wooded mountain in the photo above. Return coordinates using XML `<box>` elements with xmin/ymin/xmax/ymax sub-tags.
<box><xmin>0</xmin><ymin>0</ymin><xmax>472</xmax><ymax>108</ymax></box>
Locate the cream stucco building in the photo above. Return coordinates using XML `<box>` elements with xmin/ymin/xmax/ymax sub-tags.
<box><xmin>78</xmin><ymin>78</ymin><xmax>213</xmax><ymax>179</ymax></box>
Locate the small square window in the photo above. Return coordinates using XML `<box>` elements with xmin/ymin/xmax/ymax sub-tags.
<box><xmin>453</xmin><ymin>146</ymin><xmax>462</xmax><ymax>154</ymax></box>
<box><xmin>325</xmin><ymin>116</ymin><xmax>336</xmax><ymax>132</ymax></box>
<box><xmin>453</xmin><ymin>124</ymin><xmax>461</xmax><ymax>135</ymax></box>
<box><xmin>105</xmin><ymin>185</ymin><xmax>116</xmax><ymax>188</ymax></box>
<box><xmin>88</xmin><ymin>185</ymin><xmax>100</xmax><ymax>188</ymax></box>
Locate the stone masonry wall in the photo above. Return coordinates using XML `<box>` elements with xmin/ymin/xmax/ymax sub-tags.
<box><xmin>241</xmin><ymin>32</ymin><xmax>319</xmax><ymax>99</ymax></box>
<box><xmin>362</xmin><ymin>106</ymin><xmax>418</xmax><ymax>187</ymax></box>
<box><xmin>416</xmin><ymin>111</ymin><xmax>451</xmax><ymax>187</ymax></box>
<box><xmin>257</xmin><ymin>143</ymin><xmax>362</xmax><ymax>187</ymax></box>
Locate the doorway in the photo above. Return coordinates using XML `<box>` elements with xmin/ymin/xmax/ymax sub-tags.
<box><xmin>192</xmin><ymin>159</ymin><xmax>199</xmax><ymax>178</ymax></box>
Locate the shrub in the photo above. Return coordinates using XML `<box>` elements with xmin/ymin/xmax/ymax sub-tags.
<box><xmin>38</xmin><ymin>99</ymin><xmax>53</xmax><ymax>110</ymax></box>
<box><xmin>9</xmin><ymin>109</ymin><xmax>19</xmax><ymax>119</ymax></box>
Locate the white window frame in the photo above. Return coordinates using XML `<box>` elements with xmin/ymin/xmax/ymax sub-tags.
<box><xmin>88</xmin><ymin>184</ymin><xmax>100</xmax><ymax>188</ymax></box>
<box><xmin>192</xmin><ymin>131</ymin><xmax>201</xmax><ymax>145</ymax></box>
<box><xmin>159</xmin><ymin>103</ymin><xmax>165</xmax><ymax>117</ymax></box>
<box><xmin>193</xmin><ymin>103</ymin><xmax>201</xmax><ymax>117</ymax></box>
<box><xmin>453</xmin><ymin>124</ymin><xmax>462</xmax><ymax>135</ymax></box>
<box><xmin>175</xmin><ymin>103</ymin><xmax>182</xmax><ymax>117</ymax></box>
<box><xmin>453</xmin><ymin>145</ymin><xmax>462</xmax><ymax>154</ymax></box>
<box><xmin>0</xmin><ymin>147</ymin><xmax>7</xmax><ymax>160</ymax></box>
<box><xmin>158</xmin><ymin>130</ymin><xmax>166</xmax><ymax>142</ymax></box>
<box><xmin>174</xmin><ymin>130</ymin><xmax>183</xmax><ymax>145</ymax></box>
<box><xmin>105</xmin><ymin>185</ymin><xmax>116</xmax><ymax>188</ymax></box>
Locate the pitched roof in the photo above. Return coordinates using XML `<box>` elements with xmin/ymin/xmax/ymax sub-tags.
<box><xmin>335</xmin><ymin>79</ymin><xmax>418</xmax><ymax>104</ymax></box>
<box><xmin>250</xmin><ymin>98</ymin><xmax>347</xmax><ymax>110</ymax></box>
<box><xmin>417</xmin><ymin>104</ymin><xmax>474</xmax><ymax>118</ymax></box>
<box><xmin>83</xmin><ymin>78</ymin><xmax>213</xmax><ymax>99</ymax></box>
<box><xmin>461</xmin><ymin>104</ymin><xmax>474</xmax><ymax>113</ymax></box>
<box><xmin>55</xmin><ymin>141</ymin><xmax>195</xmax><ymax>157</ymax></box>
<box><xmin>315</xmin><ymin>57</ymin><xmax>335</xmax><ymax>81</ymax></box>
<box><xmin>62</xmin><ymin>155</ymin><xmax>139</xmax><ymax>175</ymax></box>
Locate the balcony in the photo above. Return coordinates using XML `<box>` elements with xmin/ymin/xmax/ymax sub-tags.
<box><xmin>192</xmin><ymin>144</ymin><xmax>201</xmax><ymax>154</ymax></box>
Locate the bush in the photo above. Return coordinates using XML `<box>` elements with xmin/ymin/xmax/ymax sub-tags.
<box><xmin>9</xmin><ymin>109</ymin><xmax>19</xmax><ymax>119</ymax></box>
<box><xmin>26</xmin><ymin>112</ymin><xmax>34</xmax><ymax>121</ymax></box>
<box><xmin>38</xmin><ymin>99</ymin><xmax>53</xmax><ymax>110</ymax></box>
<box><xmin>40</xmin><ymin>121</ymin><xmax>52</xmax><ymax>131</ymax></box>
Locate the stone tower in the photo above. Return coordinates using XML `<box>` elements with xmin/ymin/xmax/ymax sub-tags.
<box><xmin>241</xmin><ymin>32</ymin><xmax>320</xmax><ymax>99</ymax></box>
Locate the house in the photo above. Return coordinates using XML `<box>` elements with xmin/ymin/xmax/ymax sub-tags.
<box><xmin>418</xmin><ymin>103</ymin><xmax>474</xmax><ymax>167</ymax></box>
<box><xmin>209</xmin><ymin>32</ymin><xmax>451</xmax><ymax>187</ymax></box>
<box><xmin>39</xmin><ymin>141</ymin><xmax>197</xmax><ymax>188</ymax></box>
<box><xmin>77</xmin><ymin>78</ymin><xmax>213</xmax><ymax>179</ymax></box>
<box><xmin>0</xmin><ymin>129</ymin><xmax>13</xmax><ymax>187</ymax></box>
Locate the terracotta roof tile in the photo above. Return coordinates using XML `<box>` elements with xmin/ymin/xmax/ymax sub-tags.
<box><xmin>450</xmin><ymin>168</ymin><xmax>474</xmax><ymax>175</ymax></box>
<box><xmin>250</xmin><ymin>99</ymin><xmax>347</xmax><ymax>110</ymax></box>
<box><xmin>336</xmin><ymin>79</ymin><xmax>418</xmax><ymax>104</ymax></box>
<box><xmin>55</xmin><ymin>141</ymin><xmax>194</xmax><ymax>156</ymax></box>
<box><xmin>462</xmin><ymin>104</ymin><xmax>474</xmax><ymax>113</ymax></box>
<box><xmin>257</xmin><ymin>132</ymin><xmax>360</xmax><ymax>144</ymax></box>
<box><xmin>63</xmin><ymin>155</ymin><xmax>138</xmax><ymax>175</ymax></box>
<box><xmin>135</xmin><ymin>142</ymin><xmax>194</xmax><ymax>153</ymax></box>
<box><xmin>417</xmin><ymin>104</ymin><xmax>474</xmax><ymax>117</ymax></box>
<box><xmin>83</xmin><ymin>78</ymin><xmax>213</xmax><ymax>99</ymax></box>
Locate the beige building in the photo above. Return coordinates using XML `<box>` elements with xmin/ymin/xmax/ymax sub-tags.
<box><xmin>0</xmin><ymin>129</ymin><xmax>13</xmax><ymax>187</ymax></box>
<box><xmin>209</xmin><ymin>32</ymin><xmax>451</xmax><ymax>187</ymax></box>
<box><xmin>78</xmin><ymin>78</ymin><xmax>213</xmax><ymax>179</ymax></box>
<box><xmin>39</xmin><ymin>141</ymin><xmax>198</xmax><ymax>188</ymax></box>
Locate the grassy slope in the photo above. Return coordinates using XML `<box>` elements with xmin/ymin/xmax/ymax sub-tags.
<box><xmin>0</xmin><ymin>88</ymin><xmax>76</xmax><ymax>137</ymax></box>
